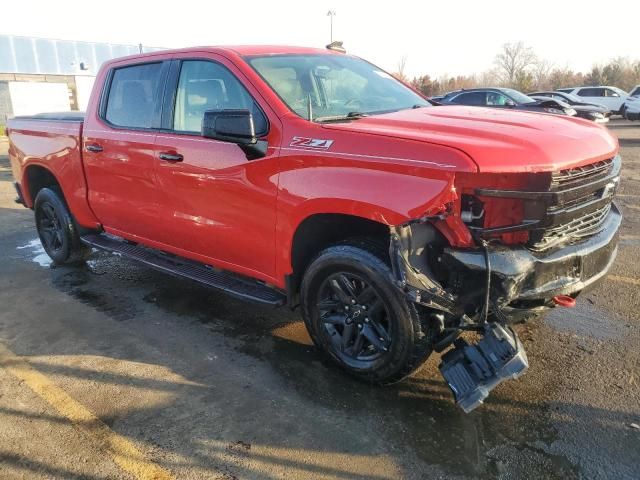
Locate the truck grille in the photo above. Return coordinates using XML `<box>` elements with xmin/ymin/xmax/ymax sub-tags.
<box><xmin>473</xmin><ymin>155</ymin><xmax>620</xmax><ymax>252</ymax></box>
<box><xmin>529</xmin><ymin>204</ymin><xmax>612</xmax><ymax>251</ymax></box>
<box><xmin>551</xmin><ymin>158</ymin><xmax>614</xmax><ymax>187</ymax></box>
<box><xmin>530</xmin><ymin>157</ymin><xmax>619</xmax><ymax>251</ymax></box>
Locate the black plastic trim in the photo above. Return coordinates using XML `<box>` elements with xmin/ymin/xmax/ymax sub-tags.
<box><xmin>14</xmin><ymin>182</ymin><xmax>25</xmax><ymax>206</ymax></box>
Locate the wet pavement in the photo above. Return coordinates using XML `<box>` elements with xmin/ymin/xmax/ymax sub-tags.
<box><xmin>1</xmin><ymin>122</ymin><xmax>639</xmax><ymax>479</ymax></box>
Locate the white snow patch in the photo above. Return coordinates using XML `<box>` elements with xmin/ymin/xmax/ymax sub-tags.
<box><xmin>17</xmin><ymin>238</ymin><xmax>51</xmax><ymax>267</ymax></box>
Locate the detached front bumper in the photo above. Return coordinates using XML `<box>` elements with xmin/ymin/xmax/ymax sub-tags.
<box><xmin>442</xmin><ymin>203</ymin><xmax>621</xmax><ymax>308</ymax></box>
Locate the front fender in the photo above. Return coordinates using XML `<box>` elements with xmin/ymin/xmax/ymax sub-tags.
<box><xmin>275</xmin><ymin>160</ymin><xmax>458</xmax><ymax>280</ymax></box>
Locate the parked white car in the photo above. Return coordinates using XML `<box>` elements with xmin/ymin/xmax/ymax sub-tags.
<box><xmin>556</xmin><ymin>86</ymin><xmax>628</xmax><ymax>113</ymax></box>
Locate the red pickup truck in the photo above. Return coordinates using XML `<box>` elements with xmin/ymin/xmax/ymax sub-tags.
<box><xmin>7</xmin><ymin>45</ymin><xmax>621</xmax><ymax>412</ymax></box>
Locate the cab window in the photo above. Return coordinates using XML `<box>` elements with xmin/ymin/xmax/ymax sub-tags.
<box><xmin>173</xmin><ymin>60</ymin><xmax>267</xmax><ymax>135</ymax></box>
<box><xmin>105</xmin><ymin>62</ymin><xmax>164</xmax><ymax>128</ymax></box>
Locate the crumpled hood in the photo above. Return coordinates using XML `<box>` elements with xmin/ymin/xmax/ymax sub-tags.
<box><xmin>321</xmin><ymin>106</ymin><xmax>618</xmax><ymax>173</ymax></box>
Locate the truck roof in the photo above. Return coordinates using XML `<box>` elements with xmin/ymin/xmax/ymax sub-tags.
<box><xmin>105</xmin><ymin>45</ymin><xmax>343</xmax><ymax>65</ymax></box>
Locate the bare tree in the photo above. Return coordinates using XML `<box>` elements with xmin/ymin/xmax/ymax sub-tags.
<box><xmin>394</xmin><ymin>56</ymin><xmax>409</xmax><ymax>82</ymax></box>
<box><xmin>532</xmin><ymin>59</ymin><xmax>554</xmax><ymax>91</ymax></box>
<box><xmin>494</xmin><ymin>42</ymin><xmax>537</xmax><ymax>88</ymax></box>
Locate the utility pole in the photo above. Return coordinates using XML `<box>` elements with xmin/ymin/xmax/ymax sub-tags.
<box><xmin>327</xmin><ymin>10</ymin><xmax>336</xmax><ymax>43</ymax></box>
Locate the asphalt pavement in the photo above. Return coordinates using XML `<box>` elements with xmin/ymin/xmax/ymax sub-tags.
<box><xmin>0</xmin><ymin>121</ymin><xmax>639</xmax><ymax>480</ymax></box>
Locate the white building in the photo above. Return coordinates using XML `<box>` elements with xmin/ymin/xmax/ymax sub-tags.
<box><xmin>0</xmin><ymin>35</ymin><xmax>162</xmax><ymax>125</ymax></box>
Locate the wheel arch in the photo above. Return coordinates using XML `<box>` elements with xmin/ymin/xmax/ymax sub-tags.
<box><xmin>284</xmin><ymin>210</ymin><xmax>393</xmax><ymax>305</ymax></box>
<box><xmin>22</xmin><ymin>163</ymin><xmax>63</xmax><ymax>208</ymax></box>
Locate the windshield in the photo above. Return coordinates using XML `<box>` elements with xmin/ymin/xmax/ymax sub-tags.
<box><xmin>247</xmin><ymin>54</ymin><xmax>429</xmax><ymax>121</ymax></box>
<box><xmin>501</xmin><ymin>88</ymin><xmax>536</xmax><ymax>104</ymax></box>
<box><xmin>630</xmin><ymin>86</ymin><xmax>640</xmax><ymax>97</ymax></box>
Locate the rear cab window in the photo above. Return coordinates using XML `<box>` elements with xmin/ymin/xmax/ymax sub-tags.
<box><xmin>104</xmin><ymin>62</ymin><xmax>165</xmax><ymax>129</ymax></box>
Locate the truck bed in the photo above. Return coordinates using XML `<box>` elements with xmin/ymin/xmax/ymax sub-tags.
<box><xmin>7</xmin><ymin>114</ymin><xmax>99</xmax><ymax>228</ymax></box>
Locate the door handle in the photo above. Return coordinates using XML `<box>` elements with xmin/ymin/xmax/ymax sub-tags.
<box><xmin>85</xmin><ymin>143</ymin><xmax>103</xmax><ymax>153</ymax></box>
<box><xmin>159</xmin><ymin>152</ymin><xmax>184</xmax><ymax>162</ymax></box>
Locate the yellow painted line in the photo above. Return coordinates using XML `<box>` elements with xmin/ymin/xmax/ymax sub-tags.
<box><xmin>608</xmin><ymin>275</ymin><xmax>640</xmax><ymax>286</ymax></box>
<box><xmin>0</xmin><ymin>343</ymin><xmax>174</xmax><ymax>480</ymax></box>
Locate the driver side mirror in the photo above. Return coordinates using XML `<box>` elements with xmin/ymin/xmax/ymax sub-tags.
<box><xmin>504</xmin><ymin>99</ymin><xmax>516</xmax><ymax>107</ymax></box>
<box><xmin>202</xmin><ymin>109</ymin><xmax>267</xmax><ymax>159</ymax></box>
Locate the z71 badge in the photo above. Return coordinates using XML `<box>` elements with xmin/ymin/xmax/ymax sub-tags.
<box><xmin>289</xmin><ymin>136</ymin><xmax>334</xmax><ymax>149</ymax></box>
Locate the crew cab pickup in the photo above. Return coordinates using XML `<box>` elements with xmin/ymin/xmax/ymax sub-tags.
<box><xmin>7</xmin><ymin>45</ymin><xmax>621</xmax><ymax>412</ymax></box>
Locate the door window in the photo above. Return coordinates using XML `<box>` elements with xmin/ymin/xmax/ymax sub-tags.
<box><xmin>577</xmin><ymin>88</ymin><xmax>604</xmax><ymax>97</ymax></box>
<box><xmin>105</xmin><ymin>62</ymin><xmax>164</xmax><ymax>128</ymax></box>
<box><xmin>604</xmin><ymin>88</ymin><xmax>620</xmax><ymax>97</ymax></box>
<box><xmin>173</xmin><ymin>60</ymin><xmax>267</xmax><ymax>135</ymax></box>
<box><xmin>486</xmin><ymin>91</ymin><xmax>511</xmax><ymax>106</ymax></box>
<box><xmin>450</xmin><ymin>91</ymin><xmax>486</xmax><ymax>105</ymax></box>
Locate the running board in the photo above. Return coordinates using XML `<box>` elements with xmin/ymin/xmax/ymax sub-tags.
<box><xmin>81</xmin><ymin>234</ymin><xmax>286</xmax><ymax>306</ymax></box>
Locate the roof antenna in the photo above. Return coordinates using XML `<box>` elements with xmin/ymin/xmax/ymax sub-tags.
<box><xmin>307</xmin><ymin>93</ymin><xmax>313</xmax><ymax>121</ymax></box>
<box><xmin>326</xmin><ymin>41</ymin><xmax>346</xmax><ymax>53</ymax></box>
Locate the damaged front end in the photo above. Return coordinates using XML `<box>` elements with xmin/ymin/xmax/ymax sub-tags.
<box><xmin>390</xmin><ymin>155</ymin><xmax>622</xmax><ymax>412</ymax></box>
<box><xmin>390</xmin><ymin>220</ymin><xmax>531</xmax><ymax>412</ymax></box>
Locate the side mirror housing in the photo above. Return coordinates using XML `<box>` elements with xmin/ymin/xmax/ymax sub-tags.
<box><xmin>202</xmin><ymin>109</ymin><xmax>267</xmax><ymax>159</ymax></box>
<box><xmin>504</xmin><ymin>99</ymin><xmax>516</xmax><ymax>107</ymax></box>
<box><xmin>202</xmin><ymin>109</ymin><xmax>256</xmax><ymax>145</ymax></box>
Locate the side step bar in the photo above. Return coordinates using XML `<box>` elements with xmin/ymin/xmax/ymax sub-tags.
<box><xmin>81</xmin><ymin>233</ymin><xmax>286</xmax><ymax>306</ymax></box>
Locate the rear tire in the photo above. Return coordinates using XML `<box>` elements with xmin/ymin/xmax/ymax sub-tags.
<box><xmin>34</xmin><ymin>187</ymin><xmax>90</xmax><ymax>265</ymax></box>
<box><xmin>300</xmin><ymin>239</ymin><xmax>435</xmax><ymax>384</ymax></box>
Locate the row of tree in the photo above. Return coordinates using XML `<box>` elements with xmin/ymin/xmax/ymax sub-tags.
<box><xmin>394</xmin><ymin>42</ymin><xmax>640</xmax><ymax>97</ymax></box>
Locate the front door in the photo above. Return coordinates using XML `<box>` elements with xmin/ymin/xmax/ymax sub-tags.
<box><xmin>83</xmin><ymin>60</ymin><xmax>169</xmax><ymax>241</ymax></box>
<box><xmin>152</xmin><ymin>56</ymin><xmax>281</xmax><ymax>281</ymax></box>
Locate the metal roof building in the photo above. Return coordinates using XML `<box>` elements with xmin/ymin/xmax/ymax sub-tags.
<box><xmin>0</xmin><ymin>35</ymin><xmax>162</xmax><ymax>125</ymax></box>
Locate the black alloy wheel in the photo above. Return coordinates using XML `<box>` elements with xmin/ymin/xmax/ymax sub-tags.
<box><xmin>316</xmin><ymin>272</ymin><xmax>392</xmax><ymax>367</ymax></box>
<box><xmin>300</xmin><ymin>240</ymin><xmax>435</xmax><ymax>384</ymax></box>
<box><xmin>34</xmin><ymin>187</ymin><xmax>90</xmax><ymax>264</ymax></box>
<box><xmin>37</xmin><ymin>201</ymin><xmax>65</xmax><ymax>255</ymax></box>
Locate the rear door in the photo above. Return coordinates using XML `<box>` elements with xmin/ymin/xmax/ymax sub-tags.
<box><xmin>603</xmin><ymin>88</ymin><xmax>625</xmax><ymax>111</ymax></box>
<box><xmin>152</xmin><ymin>54</ymin><xmax>282</xmax><ymax>281</ymax></box>
<box><xmin>575</xmin><ymin>87</ymin><xmax>612</xmax><ymax>109</ymax></box>
<box><xmin>83</xmin><ymin>60</ymin><xmax>169</xmax><ymax>241</ymax></box>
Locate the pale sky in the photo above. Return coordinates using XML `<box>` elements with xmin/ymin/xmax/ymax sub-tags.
<box><xmin>5</xmin><ymin>0</ymin><xmax>639</xmax><ymax>78</ymax></box>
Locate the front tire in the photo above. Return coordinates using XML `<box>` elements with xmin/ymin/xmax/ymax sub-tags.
<box><xmin>34</xmin><ymin>187</ymin><xmax>90</xmax><ymax>265</ymax></box>
<box><xmin>300</xmin><ymin>240</ymin><xmax>434</xmax><ymax>384</ymax></box>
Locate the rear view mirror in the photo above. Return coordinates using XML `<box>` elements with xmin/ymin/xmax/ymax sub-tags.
<box><xmin>202</xmin><ymin>109</ymin><xmax>267</xmax><ymax>159</ymax></box>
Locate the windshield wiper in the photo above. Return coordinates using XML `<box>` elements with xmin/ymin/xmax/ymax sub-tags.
<box><xmin>314</xmin><ymin>111</ymin><xmax>368</xmax><ymax>123</ymax></box>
